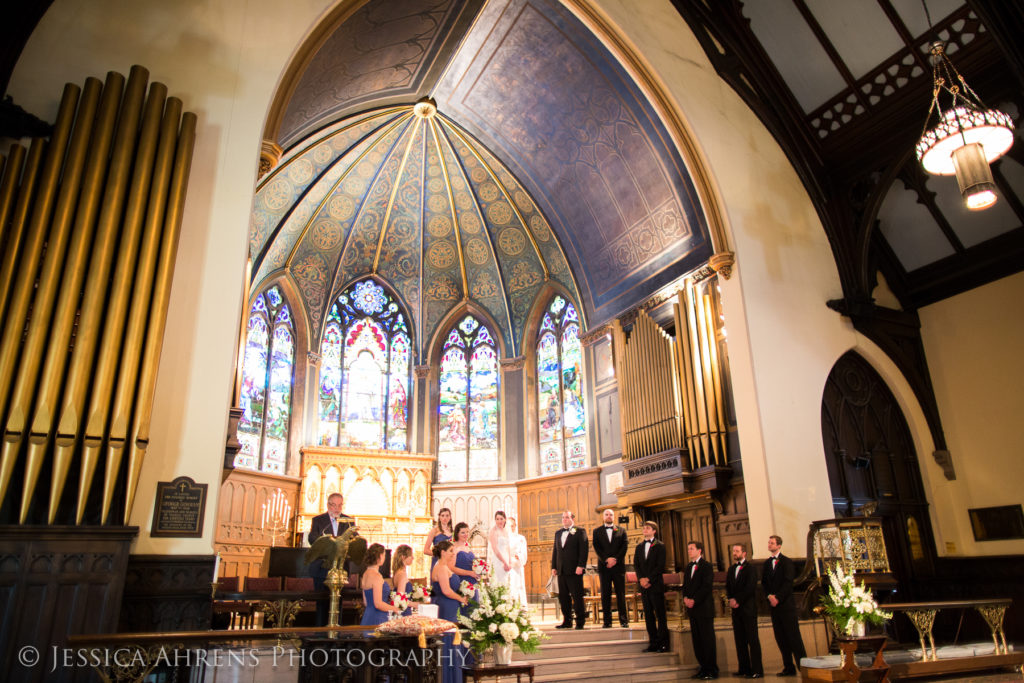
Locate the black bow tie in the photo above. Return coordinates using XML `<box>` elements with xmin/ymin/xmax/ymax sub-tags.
<box><xmin>605</xmin><ymin>526</ymin><xmax>614</xmax><ymax>529</ymax></box>
<box><xmin>645</xmin><ymin>540</ymin><xmax>653</xmax><ymax>544</ymax></box>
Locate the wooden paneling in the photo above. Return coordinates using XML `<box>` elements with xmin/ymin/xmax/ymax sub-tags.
<box><xmin>0</xmin><ymin>525</ymin><xmax>135</xmax><ymax>683</ymax></box>
<box><xmin>515</xmin><ymin>467</ymin><xmax>600</xmax><ymax>596</ymax></box>
<box><xmin>119</xmin><ymin>554</ymin><xmax>212</xmax><ymax>633</ymax></box>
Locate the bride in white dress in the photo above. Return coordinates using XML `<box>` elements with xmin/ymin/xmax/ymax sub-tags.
<box><xmin>488</xmin><ymin>510</ymin><xmax>511</xmax><ymax>587</ymax></box>
<box><xmin>507</xmin><ymin>516</ymin><xmax>528</xmax><ymax>607</ymax></box>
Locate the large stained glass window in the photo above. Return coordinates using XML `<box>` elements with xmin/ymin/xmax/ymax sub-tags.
<box><xmin>537</xmin><ymin>295</ymin><xmax>586</xmax><ymax>475</ymax></box>
<box><xmin>437</xmin><ymin>315</ymin><xmax>499</xmax><ymax>482</ymax></box>
<box><xmin>318</xmin><ymin>279</ymin><xmax>410</xmax><ymax>450</ymax></box>
<box><xmin>236</xmin><ymin>285</ymin><xmax>295</xmax><ymax>474</ymax></box>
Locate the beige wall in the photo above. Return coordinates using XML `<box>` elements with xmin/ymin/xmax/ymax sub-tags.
<box><xmin>919</xmin><ymin>270</ymin><xmax>1024</xmax><ymax>556</ymax></box>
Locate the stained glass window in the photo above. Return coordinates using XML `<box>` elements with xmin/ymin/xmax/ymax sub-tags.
<box><xmin>236</xmin><ymin>285</ymin><xmax>294</xmax><ymax>474</ymax></box>
<box><xmin>538</xmin><ymin>295</ymin><xmax>587</xmax><ymax>475</ymax></box>
<box><xmin>319</xmin><ymin>279</ymin><xmax>410</xmax><ymax>450</ymax></box>
<box><xmin>437</xmin><ymin>314</ymin><xmax>499</xmax><ymax>482</ymax></box>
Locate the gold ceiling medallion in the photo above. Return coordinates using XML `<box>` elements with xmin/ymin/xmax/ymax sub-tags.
<box><xmin>413</xmin><ymin>97</ymin><xmax>437</xmax><ymax>119</ymax></box>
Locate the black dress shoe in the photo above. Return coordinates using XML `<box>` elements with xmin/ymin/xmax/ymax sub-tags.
<box><xmin>620</xmin><ymin>622</ymin><xmax>630</xmax><ymax>628</ymax></box>
<box><xmin>575</xmin><ymin>624</ymin><xmax>585</xmax><ymax>629</ymax></box>
<box><xmin>700</xmin><ymin>675</ymin><xmax>718</xmax><ymax>681</ymax></box>
<box><xmin>776</xmin><ymin>670</ymin><xmax>796</xmax><ymax>677</ymax></box>
<box><xmin>690</xmin><ymin>673</ymin><xmax>706</xmax><ymax>680</ymax></box>
<box><xmin>555</xmin><ymin>623</ymin><xmax>572</xmax><ymax>629</ymax></box>
<box><xmin>643</xmin><ymin>646</ymin><xmax>660</xmax><ymax>653</ymax></box>
<box><xmin>602</xmin><ymin>623</ymin><xmax>613</xmax><ymax>628</ymax></box>
<box><xmin>748</xmin><ymin>674</ymin><xmax>763</xmax><ymax>679</ymax></box>
<box><xmin>657</xmin><ymin>646</ymin><xmax>669</xmax><ymax>652</ymax></box>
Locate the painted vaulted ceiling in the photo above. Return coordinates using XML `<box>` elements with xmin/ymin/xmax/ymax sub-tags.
<box><xmin>251</xmin><ymin>0</ymin><xmax>715</xmax><ymax>361</ymax></box>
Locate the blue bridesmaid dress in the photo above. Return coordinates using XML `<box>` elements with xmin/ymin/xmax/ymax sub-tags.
<box><xmin>432</xmin><ymin>579</ymin><xmax>465</xmax><ymax>683</ymax></box>
<box><xmin>430</xmin><ymin>532</ymin><xmax>452</xmax><ymax>569</ymax></box>
<box><xmin>359</xmin><ymin>582</ymin><xmax>392</xmax><ymax>626</ymax></box>
<box><xmin>401</xmin><ymin>580</ymin><xmax>413</xmax><ymax>616</ymax></box>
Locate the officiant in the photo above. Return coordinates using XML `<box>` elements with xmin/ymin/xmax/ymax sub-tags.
<box><xmin>308</xmin><ymin>492</ymin><xmax>358</xmax><ymax>625</ymax></box>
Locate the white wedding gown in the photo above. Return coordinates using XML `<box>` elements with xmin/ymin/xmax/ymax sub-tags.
<box><xmin>507</xmin><ymin>533</ymin><xmax>528</xmax><ymax>606</ymax></box>
<box><xmin>490</xmin><ymin>532</ymin><xmax>511</xmax><ymax>587</ymax></box>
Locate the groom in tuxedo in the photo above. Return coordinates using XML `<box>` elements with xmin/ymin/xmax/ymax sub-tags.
<box><xmin>683</xmin><ymin>541</ymin><xmax>718</xmax><ymax>679</ymax></box>
<box><xmin>551</xmin><ymin>510</ymin><xmax>589</xmax><ymax>629</ymax></box>
<box><xmin>592</xmin><ymin>508</ymin><xmax>629</xmax><ymax>628</ymax></box>
<box><xmin>762</xmin><ymin>535</ymin><xmax>805</xmax><ymax>677</ymax></box>
<box><xmin>727</xmin><ymin>542</ymin><xmax>763</xmax><ymax>678</ymax></box>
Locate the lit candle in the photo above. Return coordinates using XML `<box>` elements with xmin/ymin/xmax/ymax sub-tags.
<box><xmin>213</xmin><ymin>552</ymin><xmax>221</xmax><ymax>582</ymax></box>
<box><xmin>261</xmin><ymin>502</ymin><xmax>267</xmax><ymax>530</ymax></box>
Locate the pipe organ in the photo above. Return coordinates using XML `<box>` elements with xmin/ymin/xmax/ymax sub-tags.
<box><xmin>611</xmin><ymin>276</ymin><xmax>731</xmax><ymax>499</ymax></box>
<box><xmin>0</xmin><ymin>66</ymin><xmax>197</xmax><ymax>525</ymax></box>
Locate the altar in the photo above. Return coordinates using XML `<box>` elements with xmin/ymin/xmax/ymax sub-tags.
<box><xmin>300</xmin><ymin>446</ymin><xmax>436</xmax><ymax>576</ymax></box>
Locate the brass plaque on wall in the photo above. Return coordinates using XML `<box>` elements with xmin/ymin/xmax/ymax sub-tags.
<box><xmin>538</xmin><ymin>512</ymin><xmax>564</xmax><ymax>543</ymax></box>
<box><xmin>151</xmin><ymin>476</ymin><xmax>207</xmax><ymax>537</ymax></box>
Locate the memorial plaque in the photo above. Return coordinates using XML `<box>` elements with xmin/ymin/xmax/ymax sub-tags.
<box><xmin>151</xmin><ymin>476</ymin><xmax>207</xmax><ymax>537</ymax></box>
<box><xmin>537</xmin><ymin>512</ymin><xmax>564</xmax><ymax>542</ymax></box>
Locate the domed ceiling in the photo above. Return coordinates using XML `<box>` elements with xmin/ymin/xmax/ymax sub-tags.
<box><xmin>250</xmin><ymin>102</ymin><xmax>581</xmax><ymax>359</ymax></box>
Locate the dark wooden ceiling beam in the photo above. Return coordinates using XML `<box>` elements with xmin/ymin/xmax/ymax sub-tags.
<box><xmin>875</xmin><ymin>0</ymin><xmax>931</xmax><ymax>71</ymax></box>
<box><xmin>898</xmin><ymin>164</ymin><xmax>966</xmax><ymax>254</ymax></box>
<box><xmin>791</xmin><ymin>0</ymin><xmax>869</xmax><ymax>109</ymax></box>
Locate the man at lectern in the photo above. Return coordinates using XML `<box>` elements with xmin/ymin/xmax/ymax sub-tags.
<box><xmin>309</xmin><ymin>492</ymin><xmax>358</xmax><ymax>625</ymax></box>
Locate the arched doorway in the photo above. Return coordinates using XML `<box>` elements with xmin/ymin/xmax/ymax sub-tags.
<box><xmin>821</xmin><ymin>351</ymin><xmax>936</xmax><ymax>585</ymax></box>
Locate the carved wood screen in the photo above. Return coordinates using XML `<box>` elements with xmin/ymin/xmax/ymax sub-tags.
<box><xmin>821</xmin><ymin>351</ymin><xmax>936</xmax><ymax>583</ymax></box>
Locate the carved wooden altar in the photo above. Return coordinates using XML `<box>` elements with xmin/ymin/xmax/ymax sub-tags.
<box><xmin>300</xmin><ymin>446</ymin><xmax>435</xmax><ymax>577</ymax></box>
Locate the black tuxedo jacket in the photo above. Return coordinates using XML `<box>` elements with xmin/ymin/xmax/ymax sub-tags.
<box><xmin>307</xmin><ymin>512</ymin><xmax>355</xmax><ymax>544</ymax></box>
<box><xmin>726</xmin><ymin>560</ymin><xmax>757</xmax><ymax>612</ymax></box>
<box><xmin>761</xmin><ymin>553</ymin><xmax>796</xmax><ymax>608</ymax></box>
<box><xmin>592</xmin><ymin>525</ymin><xmax>628</xmax><ymax>573</ymax></box>
<box><xmin>682</xmin><ymin>556</ymin><xmax>715</xmax><ymax>618</ymax></box>
<box><xmin>551</xmin><ymin>527</ymin><xmax>589</xmax><ymax>575</ymax></box>
<box><xmin>633</xmin><ymin>539</ymin><xmax>666</xmax><ymax>590</ymax></box>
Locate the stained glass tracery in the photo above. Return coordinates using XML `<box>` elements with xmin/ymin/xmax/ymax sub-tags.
<box><xmin>319</xmin><ymin>279</ymin><xmax>410</xmax><ymax>450</ymax></box>
<box><xmin>236</xmin><ymin>285</ymin><xmax>294</xmax><ymax>474</ymax></box>
<box><xmin>538</xmin><ymin>295</ymin><xmax>586</xmax><ymax>475</ymax></box>
<box><xmin>438</xmin><ymin>314</ymin><xmax>499</xmax><ymax>482</ymax></box>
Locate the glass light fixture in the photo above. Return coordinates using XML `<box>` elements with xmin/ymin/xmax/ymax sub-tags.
<box><xmin>915</xmin><ymin>41</ymin><xmax>1014</xmax><ymax>210</ymax></box>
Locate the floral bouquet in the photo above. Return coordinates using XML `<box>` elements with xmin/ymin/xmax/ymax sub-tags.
<box><xmin>409</xmin><ymin>583</ymin><xmax>432</xmax><ymax>603</ymax></box>
<box><xmin>820</xmin><ymin>566</ymin><xmax>892</xmax><ymax>634</ymax></box>
<box><xmin>390</xmin><ymin>591</ymin><xmax>410</xmax><ymax>613</ymax></box>
<box><xmin>458</xmin><ymin>579</ymin><xmax>477</xmax><ymax>599</ymax></box>
<box><xmin>472</xmin><ymin>557</ymin><xmax>491</xmax><ymax>578</ymax></box>
<box><xmin>457</xmin><ymin>581</ymin><xmax>545</xmax><ymax>656</ymax></box>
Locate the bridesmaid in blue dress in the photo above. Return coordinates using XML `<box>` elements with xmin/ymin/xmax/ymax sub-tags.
<box><xmin>391</xmin><ymin>544</ymin><xmax>414</xmax><ymax>616</ymax></box>
<box><xmin>431</xmin><ymin>541</ymin><xmax>469</xmax><ymax>683</ymax></box>
<box><xmin>450</xmin><ymin>522</ymin><xmax>479</xmax><ymax>613</ymax></box>
<box><xmin>424</xmin><ymin>507</ymin><xmax>454</xmax><ymax>570</ymax></box>
<box><xmin>360</xmin><ymin>543</ymin><xmax>399</xmax><ymax>626</ymax></box>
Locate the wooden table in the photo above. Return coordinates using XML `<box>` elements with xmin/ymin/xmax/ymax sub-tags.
<box><xmin>463</xmin><ymin>662</ymin><xmax>536</xmax><ymax>682</ymax></box>
<box><xmin>833</xmin><ymin>634</ymin><xmax>889</xmax><ymax>682</ymax></box>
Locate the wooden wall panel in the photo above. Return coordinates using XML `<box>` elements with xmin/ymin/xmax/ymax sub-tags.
<box><xmin>214</xmin><ymin>469</ymin><xmax>300</xmax><ymax>580</ymax></box>
<box><xmin>516</xmin><ymin>467</ymin><xmax>600</xmax><ymax>597</ymax></box>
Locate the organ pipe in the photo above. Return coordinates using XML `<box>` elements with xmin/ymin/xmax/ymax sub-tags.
<box><xmin>0</xmin><ymin>66</ymin><xmax>197</xmax><ymax>525</ymax></box>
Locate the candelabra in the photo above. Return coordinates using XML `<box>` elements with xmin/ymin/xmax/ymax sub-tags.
<box><xmin>261</xmin><ymin>488</ymin><xmax>292</xmax><ymax>547</ymax></box>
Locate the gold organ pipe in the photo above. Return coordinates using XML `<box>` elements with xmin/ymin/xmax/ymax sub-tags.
<box><xmin>649</xmin><ymin>318</ymin><xmax>663</xmax><ymax>451</ymax></box>
<box><xmin>693</xmin><ymin>284</ymin><xmax>715</xmax><ymax>466</ymax></box>
<box><xmin>625</xmin><ymin>323</ymin><xmax>639</xmax><ymax>458</ymax></box>
<box><xmin>677</xmin><ymin>288</ymin><xmax>701</xmax><ymax>468</ymax></box>
<box><xmin>671</xmin><ymin>300</ymin><xmax>692</xmax><ymax>467</ymax></box>
<box><xmin>99</xmin><ymin>96</ymin><xmax>182</xmax><ymax>524</ymax></box>
<box><xmin>610</xmin><ymin>321</ymin><xmax>631</xmax><ymax>459</ymax></box>
<box><xmin>703</xmin><ymin>292</ymin><xmax>728</xmax><ymax>465</ymax></box>
<box><xmin>125</xmin><ymin>111</ymin><xmax>197</xmax><ymax>520</ymax></box>
<box><xmin>684</xmin><ymin>283</ymin><xmax>709</xmax><ymax>467</ymax></box>
<box><xmin>0</xmin><ymin>84</ymin><xmax>79</xmax><ymax>512</ymax></box>
<box><xmin>638</xmin><ymin>318</ymin><xmax>653</xmax><ymax>454</ymax></box>
<box><xmin>0</xmin><ymin>144</ymin><xmax>27</xmax><ymax>249</ymax></box>
<box><xmin>26</xmin><ymin>71</ymin><xmax>125</xmax><ymax>519</ymax></box>
<box><xmin>73</xmin><ymin>81</ymin><xmax>166</xmax><ymax>524</ymax></box>
<box><xmin>0</xmin><ymin>139</ymin><xmax>45</xmax><ymax>325</ymax></box>
<box><xmin>45</xmin><ymin>66</ymin><xmax>149</xmax><ymax>523</ymax></box>
<box><xmin>656</xmin><ymin>321</ymin><xmax>673</xmax><ymax>450</ymax></box>
<box><xmin>2</xmin><ymin>77</ymin><xmax>101</xmax><ymax>517</ymax></box>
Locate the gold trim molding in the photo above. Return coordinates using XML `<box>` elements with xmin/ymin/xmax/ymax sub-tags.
<box><xmin>259</xmin><ymin>139</ymin><xmax>283</xmax><ymax>179</ymax></box>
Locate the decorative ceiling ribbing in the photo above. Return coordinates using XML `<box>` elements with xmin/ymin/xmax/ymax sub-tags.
<box><xmin>250</xmin><ymin>103</ymin><xmax>581</xmax><ymax>361</ymax></box>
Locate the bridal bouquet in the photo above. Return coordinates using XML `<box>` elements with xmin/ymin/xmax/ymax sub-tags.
<box><xmin>820</xmin><ymin>566</ymin><xmax>891</xmax><ymax>634</ymax></box>
<box><xmin>390</xmin><ymin>591</ymin><xmax>410</xmax><ymax>613</ymax></box>
<box><xmin>458</xmin><ymin>579</ymin><xmax>477</xmax><ymax>599</ymax></box>
<box><xmin>457</xmin><ymin>581</ymin><xmax>545</xmax><ymax>656</ymax></box>
<box><xmin>472</xmin><ymin>557</ymin><xmax>491</xmax><ymax>577</ymax></box>
<box><xmin>409</xmin><ymin>583</ymin><xmax>432</xmax><ymax>603</ymax></box>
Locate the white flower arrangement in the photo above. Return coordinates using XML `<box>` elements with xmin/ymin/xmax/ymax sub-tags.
<box><xmin>820</xmin><ymin>566</ymin><xmax>892</xmax><ymax>634</ymax></box>
<box><xmin>390</xmin><ymin>591</ymin><xmax>410</xmax><ymax>613</ymax></box>
<box><xmin>472</xmin><ymin>557</ymin><xmax>492</xmax><ymax>578</ymax></box>
<box><xmin>409</xmin><ymin>583</ymin><xmax>432</xmax><ymax>603</ymax></box>
<box><xmin>457</xmin><ymin>580</ymin><xmax>545</xmax><ymax>655</ymax></box>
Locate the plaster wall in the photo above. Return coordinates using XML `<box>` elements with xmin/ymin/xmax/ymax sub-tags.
<box><xmin>9</xmin><ymin>0</ymin><xmax>335</xmax><ymax>553</ymax></box>
<box><xmin>918</xmin><ymin>270</ymin><xmax>1024</xmax><ymax>556</ymax></box>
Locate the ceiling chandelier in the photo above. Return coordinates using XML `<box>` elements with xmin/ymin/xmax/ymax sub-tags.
<box><xmin>915</xmin><ymin>40</ymin><xmax>1015</xmax><ymax>211</ymax></box>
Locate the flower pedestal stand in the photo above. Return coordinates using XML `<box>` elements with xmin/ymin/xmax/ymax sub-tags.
<box><xmin>834</xmin><ymin>634</ymin><xmax>889</xmax><ymax>682</ymax></box>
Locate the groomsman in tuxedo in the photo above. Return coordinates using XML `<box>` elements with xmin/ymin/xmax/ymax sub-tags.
<box><xmin>551</xmin><ymin>510</ymin><xmax>589</xmax><ymax>629</ymax></box>
<box><xmin>761</xmin><ymin>535</ymin><xmax>805</xmax><ymax>677</ymax></box>
<box><xmin>593</xmin><ymin>508</ymin><xmax>629</xmax><ymax>628</ymax></box>
<box><xmin>683</xmin><ymin>541</ymin><xmax>718</xmax><ymax>679</ymax></box>
<box><xmin>633</xmin><ymin>521</ymin><xmax>669</xmax><ymax>652</ymax></box>
<box><xmin>308</xmin><ymin>493</ymin><xmax>357</xmax><ymax>626</ymax></box>
<box><xmin>727</xmin><ymin>543</ymin><xmax>763</xmax><ymax>679</ymax></box>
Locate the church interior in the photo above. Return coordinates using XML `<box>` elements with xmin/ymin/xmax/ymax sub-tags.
<box><xmin>1</xmin><ymin>0</ymin><xmax>1023</xmax><ymax>681</ymax></box>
